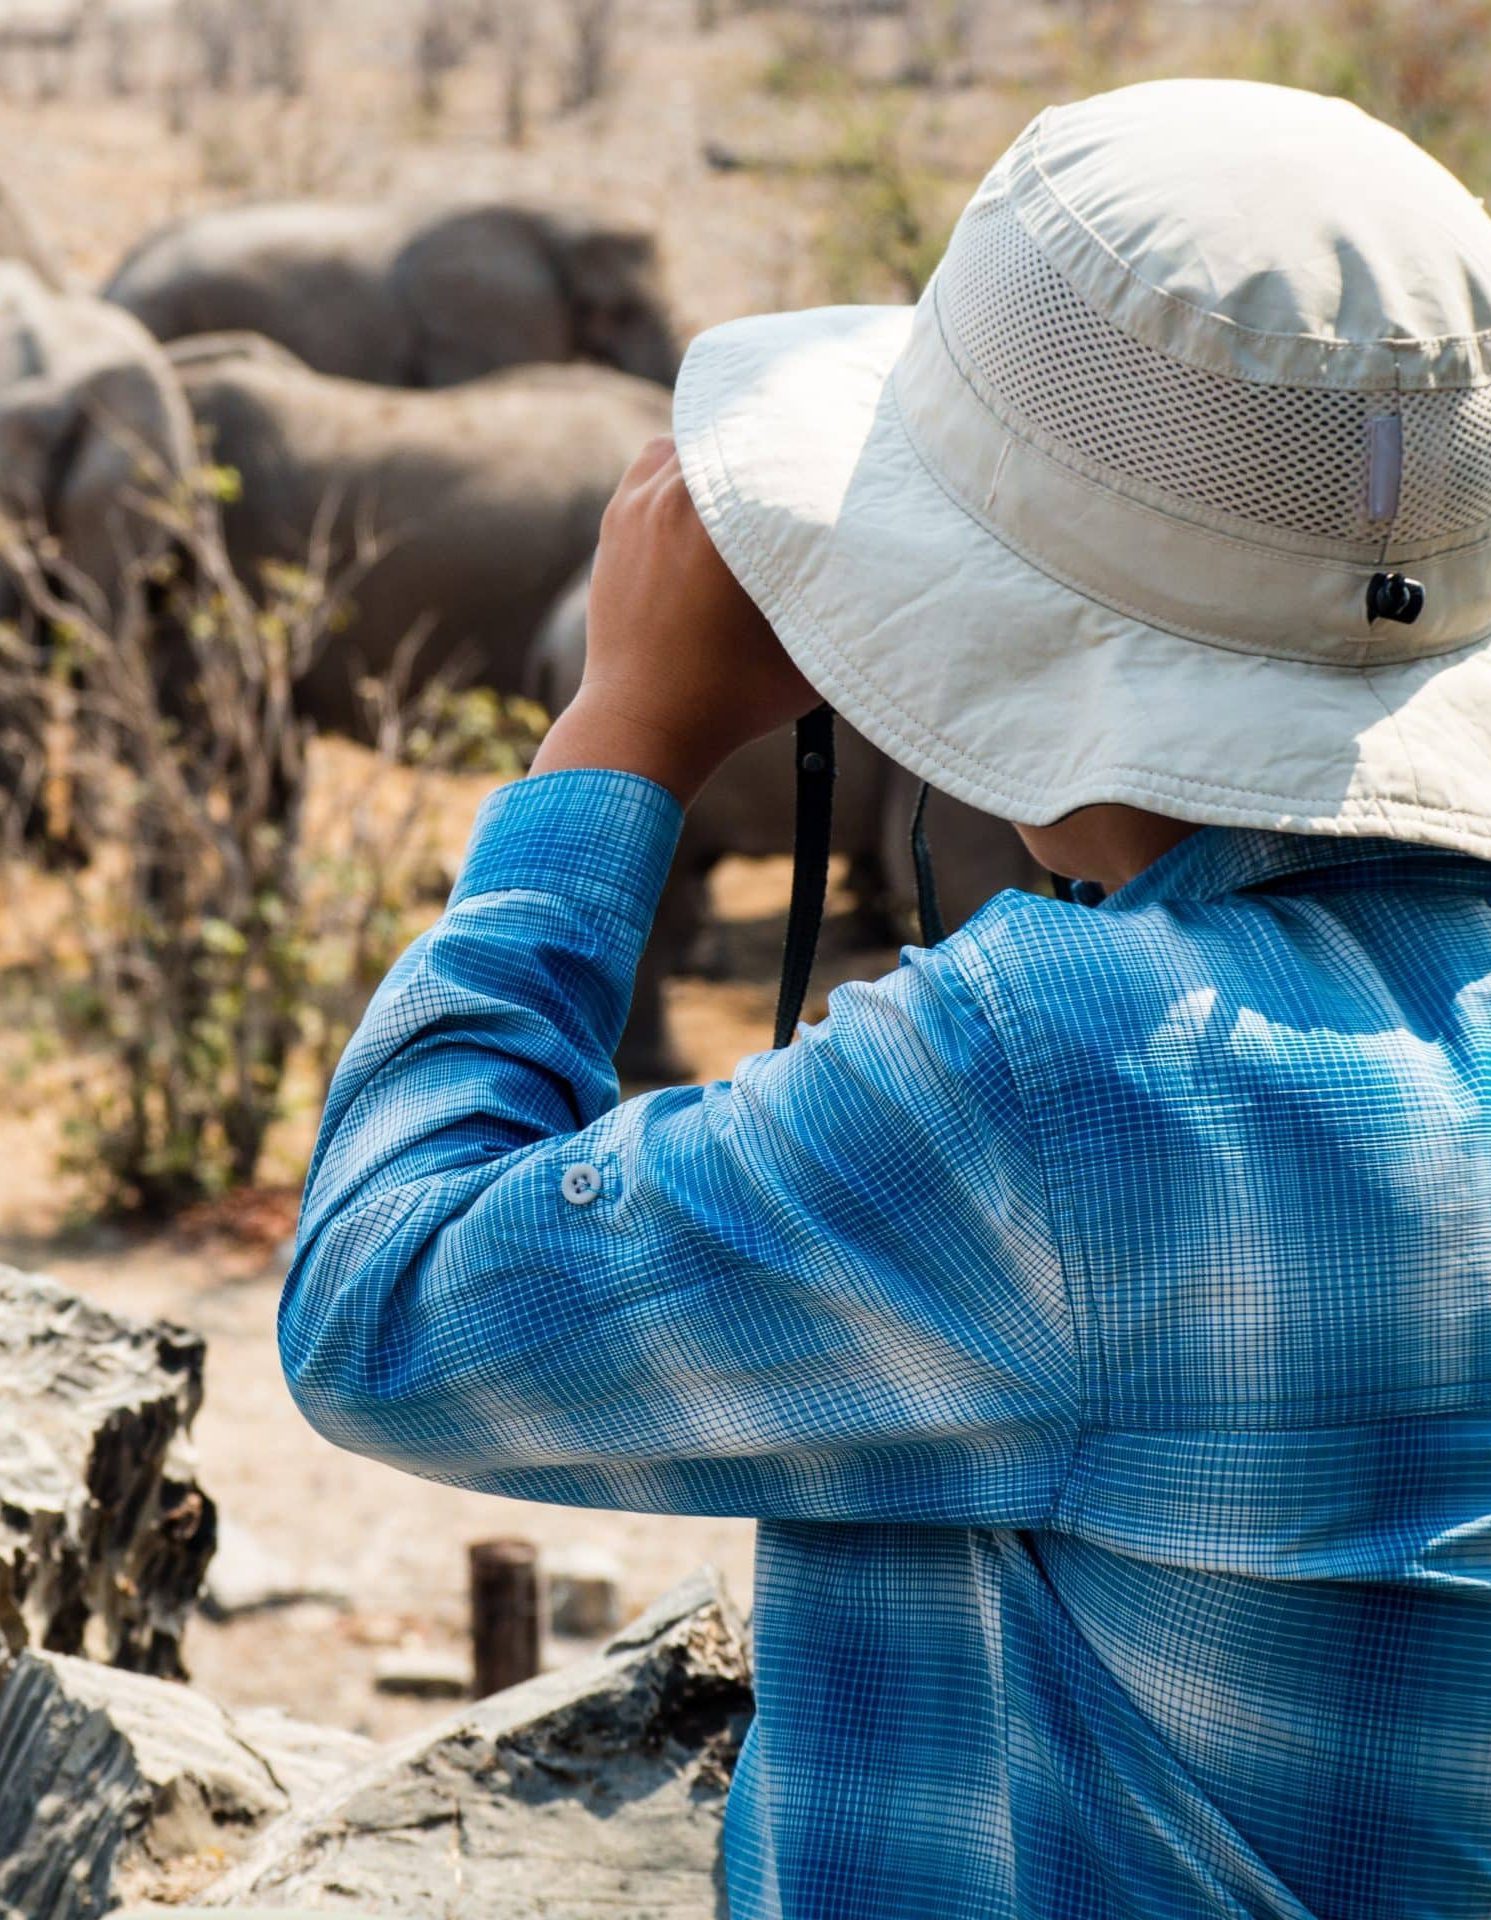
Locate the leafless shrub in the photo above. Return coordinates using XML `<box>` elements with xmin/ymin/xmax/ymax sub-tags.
<box><xmin>815</xmin><ymin>1</ymin><xmax>866</xmax><ymax>66</ymax></box>
<box><xmin>900</xmin><ymin>0</ymin><xmax>977</xmax><ymax>85</ymax></box>
<box><xmin>175</xmin><ymin>0</ymin><xmax>235</xmax><ymax>91</ymax></box>
<box><xmin>562</xmin><ymin>0</ymin><xmax>617</xmax><ymax>111</ymax></box>
<box><xmin>168</xmin><ymin>0</ymin><xmax>305</xmax><ymax>102</ymax></box>
<box><xmin>244</xmin><ymin>0</ymin><xmax>306</xmax><ymax>98</ymax></box>
<box><xmin>413</xmin><ymin>0</ymin><xmax>467</xmax><ymax>118</ymax></box>
<box><xmin>0</xmin><ymin>1</ymin><xmax>95</xmax><ymax>104</ymax></box>
<box><xmin>495</xmin><ymin>0</ymin><xmax>535</xmax><ymax>146</ymax></box>
<box><xmin>1039</xmin><ymin>0</ymin><xmax>1151</xmax><ymax>85</ymax></box>
<box><xmin>104</xmin><ymin>14</ymin><xmax>138</xmax><ymax>96</ymax></box>
<box><xmin>0</xmin><ymin>464</ymin><xmax>536</xmax><ymax>1216</ymax></box>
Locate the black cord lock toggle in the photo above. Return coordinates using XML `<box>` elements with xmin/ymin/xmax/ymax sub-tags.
<box><xmin>1366</xmin><ymin>571</ymin><xmax>1426</xmax><ymax>627</ymax></box>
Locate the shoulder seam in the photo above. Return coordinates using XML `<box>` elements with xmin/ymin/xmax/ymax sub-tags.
<box><xmin>936</xmin><ymin>918</ymin><xmax>1091</xmax><ymax>1513</ymax></box>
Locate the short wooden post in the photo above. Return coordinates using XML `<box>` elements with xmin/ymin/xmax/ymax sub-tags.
<box><xmin>469</xmin><ymin>1538</ymin><xmax>541</xmax><ymax>1697</ymax></box>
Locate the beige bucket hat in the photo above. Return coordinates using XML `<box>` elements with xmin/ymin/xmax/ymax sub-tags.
<box><xmin>674</xmin><ymin>79</ymin><xmax>1491</xmax><ymax>858</ymax></box>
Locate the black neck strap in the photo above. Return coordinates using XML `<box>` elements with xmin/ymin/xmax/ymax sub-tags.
<box><xmin>773</xmin><ymin>732</ymin><xmax>1081</xmax><ymax>1048</ymax></box>
<box><xmin>910</xmin><ymin>781</ymin><xmax>947</xmax><ymax>949</ymax></box>
<box><xmin>774</xmin><ymin>705</ymin><xmax>837</xmax><ymax>1049</ymax></box>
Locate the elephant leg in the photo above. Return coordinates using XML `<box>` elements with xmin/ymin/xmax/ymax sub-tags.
<box><xmin>614</xmin><ymin>862</ymin><xmax>709</xmax><ymax>1084</ymax></box>
<box><xmin>617</xmin><ymin>936</ymin><xmax>687</xmax><ymax>1085</ymax></box>
<box><xmin>844</xmin><ymin>847</ymin><xmax>901</xmax><ymax>948</ymax></box>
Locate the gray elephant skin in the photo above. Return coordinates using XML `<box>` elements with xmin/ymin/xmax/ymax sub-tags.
<box><xmin>104</xmin><ymin>197</ymin><xmax>681</xmax><ymax>390</ymax></box>
<box><xmin>0</xmin><ymin>266</ymin><xmax>196</xmax><ymax>839</ymax></box>
<box><xmin>177</xmin><ymin>344</ymin><xmax>673</xmax><ymax>739</ymax></box>
<box><xmin>0</xmin><ymin>263</ymin><xmax>194</xmax><ymax>618</ymax></box>
<box><xmin>529</xmin><ymin>567</ymin><xmax>1044</xmax><ymax>1080</ymax></box>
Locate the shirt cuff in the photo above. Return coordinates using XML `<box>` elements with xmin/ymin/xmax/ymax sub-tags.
<box><xmin>449</xmin><ymin>769</ymin><xmax>685</xmax><ymax>935</ymax></box>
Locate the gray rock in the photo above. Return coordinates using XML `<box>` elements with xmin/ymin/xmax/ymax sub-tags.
<box><xmin>0</xmin><ymin>1267</ymin><xmax>217</xmax><ymax>1679</ymax></box>
<box><xmin>546</xmin><ymin>1543</ymin><xmax>623</xmax><ymax>1638</ymax></box>
<box><xmin>371</xmin><ymin>1646</ymin><xmax>470</xmax><ymax>1698</ymax></box>
<box><xmin>0</xmin><ymin>1648</ymin><xmax>374</xmax><ymax>1920</ymax></box>
<box><xmin>204</xmin><ymin>1569</ymin><xmax>754</xmax><ymax>1916</ymax></box>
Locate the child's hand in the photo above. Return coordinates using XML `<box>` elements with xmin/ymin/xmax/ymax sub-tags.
<box><xmin>528</xmin><ymin>436</ymin><xmax>819</xmax><ymax>805</ymax></box>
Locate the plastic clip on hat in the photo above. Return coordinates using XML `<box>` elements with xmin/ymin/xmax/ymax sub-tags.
<box><xmin>673</xmin><ymin>80</ymin><xmax>1491</xmax><ymax>1040</ymax></box>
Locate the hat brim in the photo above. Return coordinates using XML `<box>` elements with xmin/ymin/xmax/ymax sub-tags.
<box><xmin>674</xmin><ymin>302</ymin><xmax>1491</xmax><ymax>858</ymax></box>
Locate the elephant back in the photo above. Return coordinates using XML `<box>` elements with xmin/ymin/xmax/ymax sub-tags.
<box><xmin>392</xmin><ymin>202</ymin><xmax>573</xmax><ymax>388</ymax></box>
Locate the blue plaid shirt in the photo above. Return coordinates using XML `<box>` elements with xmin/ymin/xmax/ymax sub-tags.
<box><xmin>283</xmin><ymin>768</ymin><xmax>1491</xmax><ymax>1920</ymax></box>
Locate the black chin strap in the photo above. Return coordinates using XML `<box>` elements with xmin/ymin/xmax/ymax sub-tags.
<box><xmin>774</xmin><ymin>736</ymin><xmax>1083</xmax><ymax>1048</ymax></box>
<box><xmin>909</xmin><ymin>781</ymin><xmax>947</xmax><ymax>949</ymax></box>
<box><xmin>774</xmin><ymin>705</ymin><xmax>837</xmax><ymax>1049</ymax></box>
<box><xmin>916</xmin><ymin>781</ymin><xmax>1079</xmax><ymax>922</ymax></box>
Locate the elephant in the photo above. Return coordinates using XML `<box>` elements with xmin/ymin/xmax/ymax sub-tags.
<box><xmin>527</xmin><ymin>565</ymin><xmax>1045</xmax><ymax>1080</ymax></box>
<box><xmin>0</xmin><ymin>264</ymin><xmax>196</xmax><ymax>842</ymax></box>
<box><xmin>0</xmin><ymin>262</ymin><xmax>194</xmax><ymax>617</ymax></box>
<box><xmin>174</xmin><ymin>340</ymin><xmax>674</xmax><ymax>740</ymax></box>
<box><xmin>104</xmin><ymin>197</ymin><xmax>682</xmax><ymax>390</ymax></box>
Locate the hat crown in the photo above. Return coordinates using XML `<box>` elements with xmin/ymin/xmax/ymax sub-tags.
<box><xmin>1014</xmin><ymin>80</ymin><xmax>1491</xmax><ymax>365</ymax></box>
<box><xmin>673</xmin><ymin>81</ymin><xmax>1491</xmax><ymax>860</ymax></box>
<box><xmin>901</xmin><ymin>80</ymin><xmax>1491</xmax><ymax>614</ymax></box>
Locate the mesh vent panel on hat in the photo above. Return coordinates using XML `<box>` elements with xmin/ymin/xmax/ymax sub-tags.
<box><xmin>943</xmin><ymin>197</ymin><xmax>1491</xmax><ymax>548</ymax></box>
<box><xmin>1399</xmin><ymin>398</ymin><xmax>1491</xmax><ymax>545</ymax></box>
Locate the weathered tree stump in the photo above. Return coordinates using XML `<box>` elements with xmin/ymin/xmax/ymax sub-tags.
<box><xmin>469</xmin><ymin>1535</ymin><xmax>540</xmax><ymax>1695</ymax></box>
<box><xmin>0</xmin><ymin>1266</ymin><xmax>217</xmax><ymax>1679</ymax></box>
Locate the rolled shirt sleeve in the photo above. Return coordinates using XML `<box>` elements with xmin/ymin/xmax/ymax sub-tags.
<box><xmin>280</xmin><ymin>768</ymin><xmax>1078</xmax><ymax>1523</ymax></box>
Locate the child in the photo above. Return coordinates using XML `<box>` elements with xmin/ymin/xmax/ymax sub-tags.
<box><xmin>282</xmin><ymin>81</ymin><xmax>1491</xmax><ymax>1920</ymax></box>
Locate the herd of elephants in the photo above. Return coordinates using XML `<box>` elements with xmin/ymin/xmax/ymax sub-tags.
<box><xmin>0</xmin><ymin>190</ymin><xmax>1040</xmax><ymax>1076</ymax></box>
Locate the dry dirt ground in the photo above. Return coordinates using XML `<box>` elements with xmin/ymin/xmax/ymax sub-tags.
<box><xmin>0</xmin><ymin>0</ymin><xmax>1227</xmax><ymax>1736</ymax></box>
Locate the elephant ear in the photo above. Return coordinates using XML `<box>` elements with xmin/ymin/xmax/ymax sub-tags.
<box><xmin>54</xmin><ymin>356</ymin><xmax>195</xmax><ymax>603</ymax></box>
<box><xmin>0</xmin><ymin>348</ymin><xmax>194</xmax><ymax>616</ymax></box>
<box><xmin>393</xmin><ymin>204</ymin><xmax>572</xmax><ymax>387</ymax></box>
<box><xmin>543</xmin><ymin>218</ymin><xmax>680</xmax><ymax>387</ymax></box>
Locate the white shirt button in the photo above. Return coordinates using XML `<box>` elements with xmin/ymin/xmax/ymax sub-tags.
<box><xmin>560</xmin><ymin>1162</ymin><xmax>604</xmax><ymax>1207</ymax></box>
